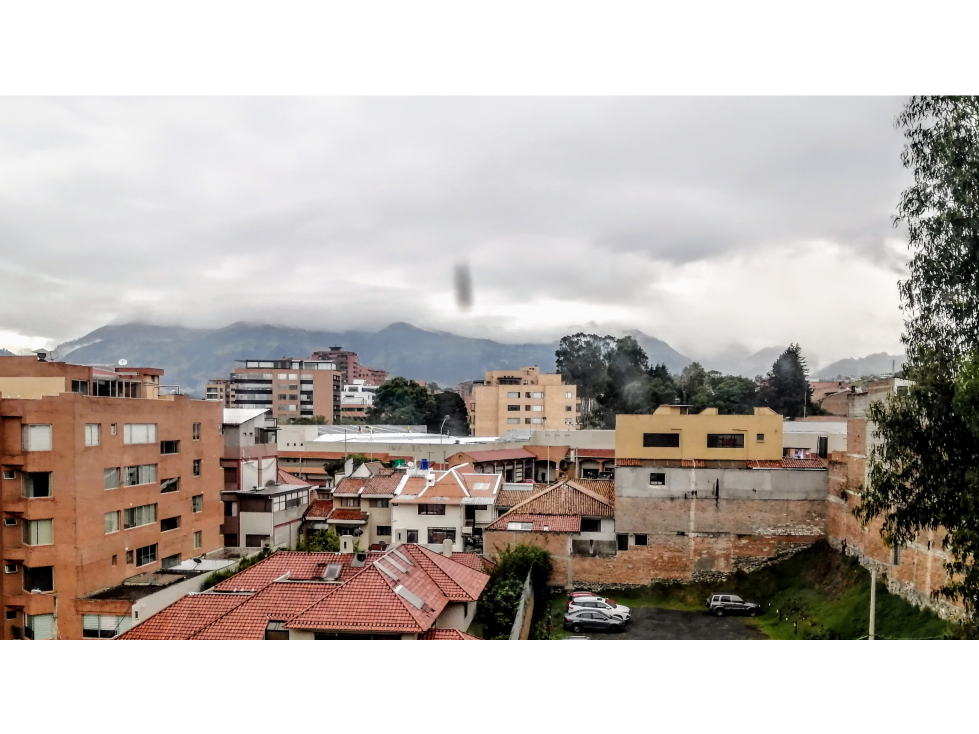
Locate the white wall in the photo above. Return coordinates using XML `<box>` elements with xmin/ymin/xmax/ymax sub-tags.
<box><xmin>391</xmin><ymin>503</ymin><xmax>465</xmax><ymax>551</ymax></box>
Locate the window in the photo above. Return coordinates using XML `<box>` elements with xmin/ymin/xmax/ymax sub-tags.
<box><xmin>71</xmin><ymin>379</ymin><xmax>89</xmax><ymax>395</ymax></box>
<box><xmin>104</xmin><ymin>467</ymin><xmax>120</xmax><ymax>490</ymax></box>
<box><xmin>406</xmin><ymin>529</ymin><xmax>418</xmax><ymax>543</ymax></box>
<box><xmin>192</xmin><ymin>494</ymin><xmax>203</xmax><ymax>513</ymax></box>
<box><xmin>529</xmin><ymin>392</ymin><xmax>544</xmax><ymax>399</ymax></box>
<box><xmin>194</xmin><ymin>530</ymin><xmax>202</xmax><ymax>549</ymax></box>
<box><xmin>246</xmin><ymin>534</ymin><xmax>270</xmax><ymax>548</ymax></box>
<box><xmin>507</xmin><ymin>404</ymin><xmax>521</xmax><ymax>411</ymax></box>
<box><xmin>160</xmin><ymin>440</ymin><xmax>180</xmax><ymax>455</ymax></box>
<box><xmin>339</xmin><ymin>497</ymin><xmax>360</xmax><ymax>507</ymax></box>
<box><xmin>3</xmin><ymin>469</ymin><xmax>15</xmax><ymax>480</ymax></box>
<box><xmin>160</xmin><ymin>477</ymin><xmax>180</xmax><ymax>494</ymax></box>
<box><xmin>123</xmin><ymin>423</ymin><xmax>157</xmax><ymax>444</ymax></box>
<box><xmin>110</xmin><ymin>423</ymin><xmax>117</xmax><ymax>435</ymax></box>
<box><xmin>84</xmin><ymin>424</ymin><xmax>101</xmax><ymax>446</ymax></box>
<box><xmin>135</xmin><ymin>544</ymin><xmax>157</xmax><ymax>567</ymax></box>
<box><xmin>24</xmin><ymin>565</ymin><xmax>53</xmax><ymax>592</ymax></box>
<box><xmin>160</xmin><ymin>516</ymin><xmax>180</xmax><ymax>532</ymax></box>
<box><xmin>616</xmin><ymin>534</ymin><xmax>629</xmax><ymax>551</ymax></box>
<box><xmin>565</xmin><ymin>392</ymin><xmax>573</xmax><ymax>399</ymax></box>
<box><xmin>376</xmin><ymin>525</ymin><xmax>392</xmax><ymax>536</ymax></box>
<box><xmin>649</xmin><ymin>472</ymin><xmax>666</xmax><ymax>486</ymax></box>
<box><xmin>22</xmin><ymin>519</ymin><xmax>53</xmax><ymax>546</ymax></box>
<box><xmin>531</xmin><ymin>405</ymin><xmax>544</xmax><ymax>411</ymax></box>
<box><xmin>417</xmin><ymin>504</ymin><xmax>446</xmax><ymax>515</ymax></box>
<box><xmin>192</xmin><ymin>423</ymin><xmax>201</xmax><ymax>440</ymax></box>
<box><xmin>278</xmin><ymin>394</ymin><xmax>288</xmax><ymax>400</ymax></box>
<box><xmin>124</xmin><ymin>503</ymin><xmax>157</xmax><ymax>529</ymax></box>
<box><xmin>224</xmin><ymin>500</ymin><xmax>237</xmax><ymax>516</ymax></box>
<box><xmin>529</xmin><ymin>417</ymin><xmax>544</xmax><ymax>424</ymax></box>
<box><xmin>22</xmin><ymin>424</ymin><xmax>52</xmax><ymax>452</ymax></box>
<box><xmin>83</xmin><ymin>614</ymin><xmax>132</xmax><ymax>639</ymax></box>
<box><xmin>506</xmin><ymin>521</ymin><xmax>533</xmax><ymax>531</ymax></box>
<box><xmin>565</xmin><ymin>405</ymin><xmax>572</xmax><ymax>411</ymax></box>
<box><xmin>5</xmin><ymin>563</ymin><xmax>18</xmax><ymax>573</ymax></box>
<box><xmin>507</xmin><ymin>391</ymin><xmax>520</xmax><ymax>399</ymax></box>
<box><xmin>3</xmin><ymin>517</ymin><xmax>16</xmax><ymax>526</ymax></box>
<box><xmin>93</xmin><ymin>379</ymin><xmax>141</xmax><ymax>398</ymax></box>
<box><xmin>22</xmin><ymin>472</ymin><xmax>52</xmax><ymax>498</ymax></box>
<box><xmin>756</xmin><ymin>433</ymin><xmax>765</xmax><ymax>442</ymax></box>
<box><xmin>507</xmin><ymin>418</ymin><xmax>520</xmax><ymax>424</ymax></box>
<box><xmin>25</xmin><ymin>613</ymin><xmax>55</xmax><ymax>640</ymax></box>
<box><xmin>427</xmin><ymin>527</ymin><xmax>456</xmax><ymax>544</ymax></box>
<box><xmin>580</xmin><ymin>518</ymin><xmax>602</xmax><ymax>533</ymax></box>
<box><xmin>642</xmin><ymin>433</ymin><xmax>680</xmax><ymax>448</ymax></box>
<box><xmin>634</xmin><ymin>534</ymin><xmax>648</xmax><ymax>546</ymax></box>
<box><xmin>368</xmin><ymin>498</ymin><xmax>389</xmax><ymax>508</ymax></box>
<box><xmin>565</xmin><ymin>418</ymin><xmax>574</xmax><ymax>425</ymax></box>
<box><xmin>161</xmin><ymin>553</ymin><xmax>181</xmax><ymax>569</ymax></box>
<box><xmin>5</xmin><ymin>610</ymin><xmax>15</xmax><ymax>619</ymax></box>
<box><xmin>124</xmin><ymin>464</ymin><xmax>157</xmax><ymax>486</ymax></box>
<box><xmin>102</xmin><ymin>510</ymin><xmax>119</xmax><ymax>535</ymax></box>
<box><xmin>707</xmin><ymin>433</ymin><xmax>745</xmax><ymax>449</ymax></box>
<box><xmin>126</xmin><ymin>550</ymin><xmax>134</xmax><ymax>565</ymax></box>
<box><xmin>193</xmin><ymin>459</ymin><xmax>201</xmax><ymax>476</ymax></box>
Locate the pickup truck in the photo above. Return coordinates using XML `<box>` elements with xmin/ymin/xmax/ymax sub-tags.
<box><xmin>706</xmin><ymin>593</ymin><xmax>761</xmax><ymax>617</ymax></box>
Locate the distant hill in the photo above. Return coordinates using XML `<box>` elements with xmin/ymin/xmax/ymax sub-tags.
<box><xmin>623</xmin><ymin>330</ymin><xmax>692</xmax><ymax>373</ymax></box>
<box><xmin>48</xmin><ymin>322</ymin><xmax>593</xmax><ymax>396</ymax></box>
<box><xmin>818</xmin><ymin>352</ymin><xmax>905</xmax><ymax>380</ymax></box>
<box><xmin>0</xmin><ymin>348</ymin><xmax>13</xmax><ymax>357</ymax></box>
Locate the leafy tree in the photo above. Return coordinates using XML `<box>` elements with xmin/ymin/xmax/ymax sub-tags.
<box><xmin>428</xmin><ymin>390</ymin><xmax>470</xmax><ymax>436</ymax></box>
<box><xmin>368</xmin><ymin>376</ymin><xmax>436</xmax><ymax>425</ymax></box>
<box><xmin>858</xmin><ymin>96</ymin><xmax>979</xmax><ymax>624</ymax></box>
<box><xmin>295</xmin><ymin>528</ymin><xmax>341</xmax><ymax>552</ymax></box>
<box><xmin>709</xmin><ymin>375</ymin><xmax>758</xmax><ymax>415</ymax></box>
<box><xmin>555</xmin><ymin>333</ymin><xmax>615</xmax><ymax>421</ymax></box>
<box><xmin>476</xmin><ymin>544</ymin><xmax>552</xmax><ymax>638</ymax></box>
<box><xmin>756</xmin><ymin>344</ymin><xmax>815</xmax><ymax>418</ymax></box>
<box><xmin>290</xmin><ymin>415</ymin><xmax>327</xmax><ymax>425</ymax></box>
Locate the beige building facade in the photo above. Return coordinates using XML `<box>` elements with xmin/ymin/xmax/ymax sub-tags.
<box><xmin>469</xmin><ymin>366</ymin><xmax>579</xmax><ymax>437</ymax></box>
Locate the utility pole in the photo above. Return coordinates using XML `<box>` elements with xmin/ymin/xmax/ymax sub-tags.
<box><xmin>869</xmin><ymin>567</ymin><xmax>877</xmax><ymax>641</ymax></box>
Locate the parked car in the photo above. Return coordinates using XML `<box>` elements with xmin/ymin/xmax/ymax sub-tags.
<box><xmin>567</xmin><ymin>591</ymin><xmax>616</xmax><ymax>607</ymax></box>
<box><xmin>567</xmin><ymin>597</ymin><xmax>631</xmax><ymax>621</ymax></box>
<box><xmin>563</xmin><ymin>608</ymin><xmax>625</xmax><ymax>634</ymax></box>
<box><xmin>706</xmin><ymin>593</ymin><xmax>761</xmax><ymax>616</ymax></box>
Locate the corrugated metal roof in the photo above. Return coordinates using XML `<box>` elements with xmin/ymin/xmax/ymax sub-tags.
<box><xmin>223</xmin><ymin>408</ymin><xmax>270</xmax><ymax>425</ymax></box>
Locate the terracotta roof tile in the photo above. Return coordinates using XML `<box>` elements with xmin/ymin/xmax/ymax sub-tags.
<box><xmin>420</xmin><ymin>628</ymin><xmax>482</xmax><ymax>640</ymax></box>
<box><xmin>305</xmin><ymin>500</ymin><xmax>334</xmax><ymax>519</ymax></box>
<box><xmin>446</xmin><ymin>553</ymin><xmax>495</xmax><ymax>573</ymax></box>
<box><xmin>485</xmin><ymin>512</ymin><xmax>581</xmax><ymax>532</ymax></box>
<box><xmin>397</xmin><ymin>545</ymin><xmax>491</xmax><ymax>602</ymax></box>
<box><xmin>213</xmin><ymin>551</ymin><xmax>383</xmax><ymax>592</ymax></box>
<box><xmin>277</xmin><ymin>469</ymin><xmax>311</xmax><ymax>485</ymax></box>
<box><xmin>565</xmin><ymin>479</ymin><xmax>615</xmax><ymax>501</ymax></box>
<box><xmin>575</xmin><ymin>448</ymin><xmax>615</xmax><ymax>458</ymax></box>
<box><xmin>333</xmin><ymin>477</ymin><xmax>367</xmax><ymax>496</ymax></box>
<box><xmin>192</xmin><ymin>582</ymin><xmax>337</xmax><ymax>640</ymax></box>
<box><xmin>748</xmin><ymin>458</ymin><xmax>826</xmax><ymax>469</ymax></box>
<box><xmin>616</xmin><ymin>458</ymin><xmax>643</xmax><ymax>466</ymax></box>
<box><xmin>496</xmin><ymin>488</ymin><xmax>537</xmax><ymax>508</ymax></box>
<box><xmin>508</xmin><ymin>480</ymin><xmax>613</xmax><ymax>517</ymax></box>
<box><xmin>328</xmin><ymin>508</ymin><xmax>368</xmax><ymax>522</ymax></box>
<box><xmin>361</xmin><ymin>473</ymin><xmax>404</xmax><ymax>495</ymax></box>
<box><xmin>117</xmin><ymin>593</ymin><xmax>248</xmax><ymax>640</ymax></box>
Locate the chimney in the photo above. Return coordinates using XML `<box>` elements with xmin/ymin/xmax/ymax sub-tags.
<box><xmin>340</xmin><ymin>535</ymin><xmax>353</xmax><ymax>554</ymax></box>
<box><xmin>442</xmin><ymin>538</ymin><xmax>453</xmax><ymax>558</ymax></box>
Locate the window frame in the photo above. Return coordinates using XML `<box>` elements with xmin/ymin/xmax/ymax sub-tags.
<box><xmin>135</xmin><ymin>544</ymin><xmax>158</xmax><ymax>567</ymax></box>
<box><xmin>104</xmin><ymin>510</ymin><xmax>120</xmax><ymax>535</ymax></box>
<box><xmin>84</xmin><ymin>423</ymin><xmax>101</xmax><ymax>447</ymax></box>
<box><xmin>192</xmin><ymin>494</ymin><xmax>203</xmax><ymax>513</ymax></box>
<box><xmin>123</xmin><ymin>423</ymin><xmax>157</xmax><ymax>445</ymax></box>
<box><xmin>649</xmin><ymin>472</ymin><xmax>666</xmax><ymax>486</ymax></box>
<box><xmin>22</xmin><ymin>424</ymin><xmax>53</xmax><ymax>452</ymax></box>
<box><xmin>642</xmin><ymin>433</ymin><xmax>680</xmax><ymax>448</ymax></box>
<box><xmin>706</xmin><ymin>433</ymin><xmax>745</xmax><ymax>449</ymax></box>
<box><xmin>417</xmin><ymin>503</ymin><xmax>446</xmax><ymax>516</ymax></box>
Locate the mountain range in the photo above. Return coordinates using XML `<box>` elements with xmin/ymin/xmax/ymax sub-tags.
<box><xmin>2</xmin><ymin>321</ymin><xmax>898</xmax><ymax>397</ymax></box>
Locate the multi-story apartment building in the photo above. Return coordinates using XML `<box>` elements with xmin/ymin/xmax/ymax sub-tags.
<box><xmin>205</xmin><ymin>378</ymin><xmax>233</xmax><ymax>406</ymax></box>
<box><xmin>468</xmin><ymin>365</ymin><xmax>580</xmax><ymax>437</ymax></box>
<box><xmin>0</xmin><ymin>355</ymin><xmax>225</xmax><ymax>640</ymax></box>
<box><xmin>310</xmin><ymin>347</ymin><xmax>388</xmax><ymax>386</ymax></box>
<box><xmin>228</xmin><ymin>358</ymin><xmax>342</xmax><ymax>424</ymax></box>
<box><xmin>340</xmin><ymin>379</ymin><xmax>378</xmax><ymax>420</ymax></box>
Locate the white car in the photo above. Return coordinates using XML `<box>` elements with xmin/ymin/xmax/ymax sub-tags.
<box><xmin>567</xmin><ymin>596</ymin><xmax>631</xmax><ymax>621</ymax></box>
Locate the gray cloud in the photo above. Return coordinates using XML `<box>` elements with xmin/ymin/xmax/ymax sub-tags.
<box><xmin>0</xmin><ymin>97</ymin><xmax>910</xmax><ymax>363</ymax></box>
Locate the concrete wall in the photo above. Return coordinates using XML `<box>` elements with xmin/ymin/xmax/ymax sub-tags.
<box><xmin>616</xmin><ymin>466</ymin><xmax>828</xmax><ymax>503</ymax></box>
<box><xmin>391</xmin><ymin>503</ymin><xmax>466</xmax><ymax>552</ymax></box>
<box><xmin>436</xmin><ymin>599</ymin><xmax>478</xmax><ymax>631</ymax></box>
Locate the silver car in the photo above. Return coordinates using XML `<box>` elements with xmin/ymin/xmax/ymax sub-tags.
<box><xmin>567</xmin><ymin>596</ymin><xmax>631</xmax><ymax>621</ymax></box>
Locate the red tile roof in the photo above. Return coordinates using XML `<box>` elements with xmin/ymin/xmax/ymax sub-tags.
<box><xmin>420</xmin><ymin>628</ymin><xmax>482</xmax><ymax>640</ymax></box>
<box><xmin>277</xmin><ymin>469</ymin><xmax>310</xmax><ymax>485</ymax></box>
<box><xmin>496</xmin><ymin>488</ymin><xmax>537</xmax><ymax>508</ymax></box>
<box><xmin>117</xmin><ymin>593</ymin><xmax>248</xmax><ymax>640</ymax></box>
<box><xmin>305</xmin><ymin>500</ymin><xmax>334</xmax><ymax>519</ymax></box>
<box><xmin>485</xmin><ymin>512</ymin><xmax>581</xmax><ymax>533</ymax></box>
<box><xmin>457</xmin><ymin>448</ymin><xmax>536</xmax><ymax>463</ymax></box>
<box><xmin>445</xmin><ymin>552</ymin><xmax>495</xmax><ymax>573</ymax></box>
<box><xmin>213</xmin><ymin>551</ymin><xmax>382</xmax><ymax>592</ymax></box>
<box><xmin>397</xmin><ymin>545</ymin><xmax>491</xmax><ymax>602</ymax></box>
<box><xmin>328</xmin><ymin>508</ymin><xmax>368</xmax><ymax>522</ymax></box>
<box><xmin>748</xmin><ymin>458</ymin><xmax>826</xmax><ymax>469</ymax></box>
<box><xmin>508</xmin><ymin>480</ymin><xmax>614</xmax><ymax>517</ymax></box>
<box><xmin>616</xmin><ymin>458</ymin><xmax>642</xmax><ymax>466</ymax></box>
<box><xmin>361</xmin><ymin>473</ymin><xmax>404</xmax><ymax>495</ymax></box>
<box><xmin>576</xmin><ymin>448</ymin><xmax>615</xmax><ymax>458</ymax></box>
<box><xmin>333</xmin><ymin>477</ymin><xmax>367</xmax><ymax>496</ymax></box>
<box><xmin>192</xmin><ymin>582</ymin><xmax>336</xmax><ymax>640</ymax></box>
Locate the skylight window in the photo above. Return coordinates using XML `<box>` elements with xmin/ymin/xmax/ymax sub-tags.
<box><xmin>507</xmin><ymin>521</ymin><xmax>534</xmax><ymax>531</ymax></box>
<box><xmin>394</xmin><ymin>584</ymin><xmax>424</xmax><ymax>609</ymax></box>
<box><xmin>322</xmin><ymin>563</ymin><xmax>342</xmax><ymax>580</ymax></box>
<box><xmin>473</xmin><ymin>482</ymin><xmax>491</xmax><ymax>490</ymax></box>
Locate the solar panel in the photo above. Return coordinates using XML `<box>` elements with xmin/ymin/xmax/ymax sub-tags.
<box><xmin>374</xmin><ymin>561</ymin><xmax>400</xmax><ymax>580</ymax></box>
<box><xmin>390</xmin><ymin>548</ymin><xmax>413</xmax><ymax>566</ymax></box>
<box><xmin>394</xmin><ymin>584</ymin><xmax>424</xmax><ymax>609</ymax></box>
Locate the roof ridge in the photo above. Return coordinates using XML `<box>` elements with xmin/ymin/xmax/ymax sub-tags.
<box><xmin>563</xmin><ymin>480</ymin><xmax>614</xmax><ymax>507</ymax></box>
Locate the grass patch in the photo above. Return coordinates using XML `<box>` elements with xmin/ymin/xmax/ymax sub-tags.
<box><xmin>559</xmin><ymin>541</ymin><xmax>954</xmax><ymax>640</ymax></box>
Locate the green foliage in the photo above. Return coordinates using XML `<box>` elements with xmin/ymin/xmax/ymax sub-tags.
<box><xmin>368</xmin><ymin>376</ymin><xmax>436</xmax><ymax>426</ymax></box>
<box><xmin>476</xmin><ymin>544</ymin><xmax>553</xmax><ymax>638</ymax></box>
<box><xmin>295</xmin><ymin>528</ymin><xmax>341</xmax><ymax>552</ymax></box>
<box><xmin>199</xmin><ymin>547</ymin><xmax>273</xmax><ymax>591</ymax></box>
<box><xmin>858</xmin><ymin>97</ymin><xmax>979</xmax><ymax>623</ymax></box>
<box><xmin>428</xmin><ymin>390</ymin><xmax>470</xmax><ymax>436</ymax></box>
<box><xmin>756</xmin><ymin>344</ymin><xmax>816</xmax><ymax>418</ymax></box>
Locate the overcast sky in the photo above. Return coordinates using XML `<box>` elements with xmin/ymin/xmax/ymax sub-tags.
<box><xmin>0</xmin><ymin>97</ymin><xmax>910</xmax><ymax>367</ymax></box>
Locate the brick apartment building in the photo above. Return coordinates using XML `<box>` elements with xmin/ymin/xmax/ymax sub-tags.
<box><xmin>310</xmin><ymin>347</ymin><xmax>388</xmax><ymax>386</ymax></box>
<box><xmin>468</xmin><ymin>366</ymin><xmax>580</xmax><ymax>437</ymax></box>
<box><xmin>227</xmin><ymin>358</ymin><xmax>342</xmax><ymax>424</ymax></box>
<box><xmin>1</xmin><ymin>355</ymin><xmax>225</xmax><ymax>640</ymax></box>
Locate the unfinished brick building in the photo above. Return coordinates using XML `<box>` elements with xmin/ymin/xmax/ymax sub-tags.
<box><xmin>1</xmin><ymin>355</ymin><xmax>225</xmax><ymax>640</ymax></box>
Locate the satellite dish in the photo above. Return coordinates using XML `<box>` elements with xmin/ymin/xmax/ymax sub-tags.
<box><xmin>118</xmin><ymin>359</ymin><xmax>128</xmax><ymax>366</ymax></box>
<box><xmin>407</xmin><ymin>461</ymin><xmax>415</xmax><ymax>468</ymax></box>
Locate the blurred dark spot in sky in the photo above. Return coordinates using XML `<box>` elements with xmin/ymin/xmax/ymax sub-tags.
<box><xmin>454</xmin><ymin>262</ymin><xmax>473</xmax><ymax>311</ymax></box>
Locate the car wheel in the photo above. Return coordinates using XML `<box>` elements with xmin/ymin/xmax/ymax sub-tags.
<box><xmin>715</xmin><ymin>608</ymin><xmax>724</xmax><ymax>617</ymax></box>
<box><xmin>749</xmin><ymin>608</ymin><xmax>759</xmax><ymax>617</ymax></box>
<box><xmin>572</xmin><ymin>624</ymin><xmax>582</xmax><ymax>633</ymax></box>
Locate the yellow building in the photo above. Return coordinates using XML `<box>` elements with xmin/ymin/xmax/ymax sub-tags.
<box><xmin>616</xmin><ymin>405</ymin><xmax>783</xmax><ymax>461</ymax></box>
<box><xmin>469</xmin><ymin>366</ymin><xmax>579</xmax><ymax>437</ymax></box>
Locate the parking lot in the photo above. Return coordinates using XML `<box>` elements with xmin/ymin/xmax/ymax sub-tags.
<box><xmin>568</xmin><ymin>606</ymin><xmax>765</xmax><ymax>640</ymax></box>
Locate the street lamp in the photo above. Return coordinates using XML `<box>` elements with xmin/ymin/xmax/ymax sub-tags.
<box><xmin>439</xmin><ymin>416</ymin><xmax>449</xmax><ymax>443</ymax></box>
